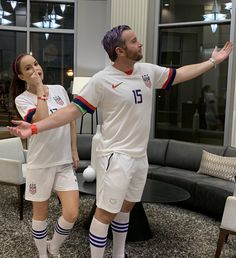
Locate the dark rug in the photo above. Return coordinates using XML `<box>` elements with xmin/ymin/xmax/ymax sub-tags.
<box><xmin>0</xmin><ymin>185</ymin><xmax>235</xmax><ymax>258</ymax></box>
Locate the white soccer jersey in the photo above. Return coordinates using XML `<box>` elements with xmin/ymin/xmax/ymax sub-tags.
<box><xmin>15</xmin><ymin>84</ymin><xmax>72</xmax><ymax>169</ymax></box>
<box><xmin>73</xmin><ymin>63</ymin><xmax>176</xmax><ymax>157</ymax></box>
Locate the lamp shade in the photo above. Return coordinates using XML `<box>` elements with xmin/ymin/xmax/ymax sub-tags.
<box><xmin>72</xmin><ymin>77</ymin><xmax>91</xmax><ymax>95</ymax></box>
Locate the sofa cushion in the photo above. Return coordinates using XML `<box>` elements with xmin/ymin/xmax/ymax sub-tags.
<box><xmin>147</xmin><ymin>164</ymin><xmax>165</xmax><ymax>178</ymax></box>
<box><xmin>224</xmin><ymin>146</ymin><xmax>236</xmax><ymax>157</ymax></box>
<box><xmin>149</xmin><ymin>166</ymin><xmax>206</xmax><ymax>206</ymax></box>
<box><xmin>147</xmin><ymin>138</ymin><xmax>169</xmax><ymax>166</ymax></box>
<box><xmin>77</xmin><ymin>134</ymin><xmax>93</xmax><ymax>160</ymax></box>
<box><xmin>165</xmin><ymin>140</ymin><xmax>226</xmax><ymax>171</ymax></box>
<box><xmin>195</xmin><ymin>177</ymin><xmax>234</xmax><ymax>217</ymax></box>
<box><xmin>197</xmin><ymin>150</ymin><xmax>236</xmax><ymax>182</ymax></box>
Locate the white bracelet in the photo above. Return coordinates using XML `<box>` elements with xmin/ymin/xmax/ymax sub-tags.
<box><xmin>209</xmin><ymin>58</ymin><xmax>216</xmax><ymax>69</ymax></box>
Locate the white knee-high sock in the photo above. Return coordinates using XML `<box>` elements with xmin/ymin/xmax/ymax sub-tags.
<box><xmin>32</xmin><ymin>219</ymin><xmax>48</xmax><ymax>258</ymax></box>
<box><xmin>89</xmin><ymin>217</ymin><xmax>109</xmax><ymax>258</ymax></box>
<box><xmin>50</xmin><ymin>216</ymin><xmax>74</xmax><ymax>254</ymax></box>
<box><xmin>111</xmin><ymin>212</ymin><xmax>130</xmax><ymax>258</ymax></box>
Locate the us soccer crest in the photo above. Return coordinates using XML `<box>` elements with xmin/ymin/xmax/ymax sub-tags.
<box><xmin>142</xmin><ymin>74</ymin><xmax>151</xmax><ymax>88</ymax></box>
<box><xmin>29</xmin><ymin>183</ymin><xmax>37</xmax><ymax>195</ymax></box>
<box><xmin>53</xmin><ymin>96</ymin><xmax>64</xmax><ymax>105</ymax></box>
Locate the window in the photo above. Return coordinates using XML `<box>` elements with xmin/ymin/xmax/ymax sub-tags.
<box><xmin>0</xmin><ymin>0</ymin><xmax>27</xmax><ymax>27</ymax></box>
<box><xmin>0</xmin><ymin>0</ymin><xmax>75</xmax><ymax>126</ymax></box>
<box><xmin>0</xmin><ymin>30</ymin><xmax>27</xmax><ymax>124</ymax></box>
<box><xmin>156</xmin><ymin>1</ymin><xmax>232</xmax><ymax>145</ymax></box>
<box><xmin>30</xmin><ymin>32</ymin><xmax>74</xmax><ymax>88</ymax></box>
<box><xmin>31</xmin><ymin>2</ymin><xmax>74</xmax><ymax>29</ymax></box>
<box><xmin>160</xmin><ymin>0</ymin><xmax>231</xmax><ymax>24</ymax></box>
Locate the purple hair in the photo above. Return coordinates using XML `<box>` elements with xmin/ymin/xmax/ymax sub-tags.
<box><xmin>102</xmin><ymin>25</ymin><xmax>131</xmax><ymax>62</ymax></box>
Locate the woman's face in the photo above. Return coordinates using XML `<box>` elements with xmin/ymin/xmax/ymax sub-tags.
<box><xmin>18</xmin><ymin>55</ymin><xmax>44</xmax><ymax>82</ymax></box>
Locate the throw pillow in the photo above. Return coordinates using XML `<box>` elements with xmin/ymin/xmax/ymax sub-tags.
<box><xmin>197</xmin><ymin>150</ymin><xmax>236</xmax><ymax>182</ymax></box>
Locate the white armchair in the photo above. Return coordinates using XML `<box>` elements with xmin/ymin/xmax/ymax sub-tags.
<box><xmin>215</xmin><ymin>182</ymin><xmax>236</xmax><ymax>257</ymax></box>
<box><xmin>0</xmin><ymin>137</ymin><xmax>27</xmax><ymax>220</ymax></box>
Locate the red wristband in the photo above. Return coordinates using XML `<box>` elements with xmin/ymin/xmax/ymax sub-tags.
<box><xmin>37</xmin><ymin>95</ymin><xmax>48</xmax><ymax>101</ymax></box>
<box><xmin>31</xmin><ymin>124</ymin><xmax>38</xmax><ymax>135</ymax></box>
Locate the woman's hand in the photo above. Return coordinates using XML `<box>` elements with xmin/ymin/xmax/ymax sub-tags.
<box><xmin>7</xmin><ymin>120</ymin><xmax>32</xmax><ymax>139</ymax></box>
<box><xmin>72</xmin><ymin>149</ymin><xmax>80</xmax><ymax>171</ymax></box>
<box><xmin>29</xmin><ymin>71</ymin><xmax>44</xmax><ymax>89</ymax></box>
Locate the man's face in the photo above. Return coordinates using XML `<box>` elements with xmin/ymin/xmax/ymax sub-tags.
<box><xmin>120</xmin><ymin>29</ymin><xmax>143</xmax><ymax>62</ymax></box>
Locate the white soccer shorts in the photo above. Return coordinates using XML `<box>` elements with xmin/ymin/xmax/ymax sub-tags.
<box><xmin>25</xmin><ymin>164</ymin><xmax>79</xmax><ymax>202</ymax></box>
<box><xmin>96</xmin><ymin>152</ymin><xmax>148</xmax><ymax>213</ymax></box>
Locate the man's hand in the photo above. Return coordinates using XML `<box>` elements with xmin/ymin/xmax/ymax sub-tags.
<box><xmin>7</xmin><ymin>120</ymin><xmax>32</xmax><ymax>139</ymax></box>
<box><xmin>211</xmin><ymin>41</ymin><xmax>233</xmax><ymax>65</ymax></box>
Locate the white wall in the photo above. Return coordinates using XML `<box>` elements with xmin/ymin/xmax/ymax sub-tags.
<box><xmin>75</xmin><ymin>0</ymin><xmax>109</xmax><ymax>133</ymax></box>
<box><xmin>110</xmin><ymin>0</ymin><xmax>149</xmax><ymax>61</ymax></box>
<box><xmin>75</xmin><ymin>0</ymin><xmax>109</xmax><ymax>77</ymax></box>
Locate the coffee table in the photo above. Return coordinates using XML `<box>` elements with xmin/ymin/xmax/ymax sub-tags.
<box><xmin>76</xmin><ymin>173</ymin><xmax>190</xmax><ymax>241</ymax></box>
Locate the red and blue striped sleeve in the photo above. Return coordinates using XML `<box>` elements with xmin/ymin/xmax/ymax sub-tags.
<box><xmin>162</xmin><ymin>68</ymin><xmax>176</xmax><ymax>90</ymax></box>
<box><xmin>72</xmin><ymin>96</ymin><xmax>96</xmax><ymax>114</ymax></box>
<box><xmin>24</xmin><ymin>108</ymin><xmax>36</xmax><ymax>123</ymax></box>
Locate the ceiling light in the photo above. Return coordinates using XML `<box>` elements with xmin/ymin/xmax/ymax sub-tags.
<box><xmin>10</xmin><ymin>1</ymin><xmax>17</xmax><ymax>10</ymax></box>
<box><xmin>32</xmin><ymin>6</ymin><xmax>61</xmax><ymax>40</ymax></box>
<box><xmin>49</xmin><ymin>6</ymin><xmax>63</xmax><ymax>22</ymax></box>
<box><xmin>45</xmin><ymin>33</ymin><xmax>49</xmax><ymax>40</ymax></box>
<box><xmin>203</xmin><ymin>0</ymin><xmax>227</xmax><ymax>33</ymax></box>
<box><xmin>33</xmin><ymin>19</ymin><xmax>61</xmax><ymax>29</ymax></box>
<box><xmin>0</xmin><ymin>17</ymin><xmax>12</xmax><ymax>25</ymax></box>
<box><xmin>0</xmin><ymin>1</ymin><xmax>11</xmax><ymax>17</ymax></box>
<box><xmin>0</xmin><ymin>1</ymin><xmax>12</xmax><ymax>25</ymax></box>
<box><xmin>33</xmin><ymin>10</ymin><xmax>60</xmax><ymax>29</ymax></box>
<box><xmin>210</xmin><ymin>24</ymin><xmax>218</xmax><ymax>33</ymax></box>
<box><xmin>60</xmin><ymin>4</ymin><xmax>66</xmax><ymax>13</ymax></box>
<box><xmin>203</xmin><ymin>13</ymin><xmax>226</xmax><ymax>21</ymax></box>
<box><xmin>163</xmin><ymin>0</ymin><xmax>170</xmax><ymax>8</ymax></box>
<box><xmin>225</xmin><ymin>2</ymin><xmax>232</xmax><ymax>14</ymax></box>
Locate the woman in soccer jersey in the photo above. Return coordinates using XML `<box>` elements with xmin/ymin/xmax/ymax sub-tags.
<box><xmin>10</xmin><ymin>54</ymin><xmax>79</xmax><ymax>258</ymax></box>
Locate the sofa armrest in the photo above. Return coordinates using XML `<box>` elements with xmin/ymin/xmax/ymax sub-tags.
<box><xmin>147</xmin><ymin>138</ymin><xmax>169</xmax><ymax>165</ymax></box>
<box><xmin>0</xmin><ymin>158</ymin><xmax>25</xmax><ymax>184</ymax></box>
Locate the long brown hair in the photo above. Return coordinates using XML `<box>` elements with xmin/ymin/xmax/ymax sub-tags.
<box><xmin>10</xmin><ymin>54</ymin><xmax>28</xmax><ymax>105</ymax></box>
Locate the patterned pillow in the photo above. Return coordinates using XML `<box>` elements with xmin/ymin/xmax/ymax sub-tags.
<box><xmin>197</xmin><ymin>150</ymin><xmax>236</xmax><ymax>182</ymax></box>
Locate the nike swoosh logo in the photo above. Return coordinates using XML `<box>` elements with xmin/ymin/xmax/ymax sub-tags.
<box><xmin>112</xmin><ymin>82</ymin><xmax>123</xmax><ymax>89</ymax></box>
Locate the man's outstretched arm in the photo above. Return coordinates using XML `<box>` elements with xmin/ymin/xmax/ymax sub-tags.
<box><xmin>7</xmin><ymin>103</ymin><xmax>82</xmax><ymax>139</ymax></box>
<box><xmin>173</xmin><ymin>41</ymin><xmax>233</xmax><ymax>85</ymax></box>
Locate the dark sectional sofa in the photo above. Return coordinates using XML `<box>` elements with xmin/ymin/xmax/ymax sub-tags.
<box><xmin>77</xmin><ymin>134</ymin><xmax>236</xmax><ymax>219</ymax></box>
<box><xmin>147</xmin><ymin>139</ymin><xmax>235</xmax><ymax>218</ymax></box>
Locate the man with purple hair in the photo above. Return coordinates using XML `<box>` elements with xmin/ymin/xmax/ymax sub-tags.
<box><xmin>8</xmin><ymin>25</ymin><xmax>232</xmax><ymax>257</ymax></box>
